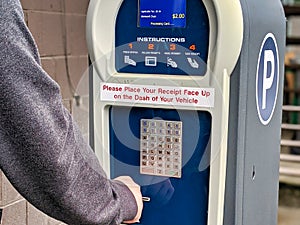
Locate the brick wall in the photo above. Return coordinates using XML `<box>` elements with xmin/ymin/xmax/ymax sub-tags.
<box><xmin>0</xmin><ymin>0</ymin><xmax>90</xmax><ymax>224</ymax></box>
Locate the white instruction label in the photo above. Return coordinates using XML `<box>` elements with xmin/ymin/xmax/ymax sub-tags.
<box><xmin>100</xmin><ymin>83</ymin><xmax>214</xmax><ymax>108</ymax></box>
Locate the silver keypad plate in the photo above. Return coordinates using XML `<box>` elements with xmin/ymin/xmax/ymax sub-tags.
<box><xmin>140</xmin><ymin>119</ymin><xmax>182</xmax><ymax>178</ymax></box>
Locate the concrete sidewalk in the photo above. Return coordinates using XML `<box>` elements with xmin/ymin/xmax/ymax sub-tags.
<box><xmin>278</xmin><ymin>206</ymin><xmax>300</xmax><ymax>225</ymax></box>
<box><xmin>278</xmin><ymin>184</ymin><xmax>300</xmax><ymax>225</ymax></box>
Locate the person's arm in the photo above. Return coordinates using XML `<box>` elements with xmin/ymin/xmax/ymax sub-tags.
<box><xmin>0</xmin><ymin>1</ymin><xmax>141</xmax><ymax>224</ymax></box>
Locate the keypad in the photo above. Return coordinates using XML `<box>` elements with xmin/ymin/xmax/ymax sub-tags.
<box><xmin>140</xmin><ymin>119</ymin><xmax>182</xmax><ymax>178</ymax></box>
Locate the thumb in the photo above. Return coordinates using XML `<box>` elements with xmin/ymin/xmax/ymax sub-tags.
<box><xmin>114</xmin><ymin>176</ymin><xmax>143</xmax><ymax>223</ymax></box>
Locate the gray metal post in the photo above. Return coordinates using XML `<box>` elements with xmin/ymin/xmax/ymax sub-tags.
<box><xmin>224</xmin><ymin>0</ymin><xmax>286</xmax><ymax>224</ymax></box>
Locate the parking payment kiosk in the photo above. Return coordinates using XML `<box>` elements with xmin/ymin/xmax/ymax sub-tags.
<box><xmin>86</xmin><ymin>0</ymin><xmax>285</xmax><ymax>224</ymax></box>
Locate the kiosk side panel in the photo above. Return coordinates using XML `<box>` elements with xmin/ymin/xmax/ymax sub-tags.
<box><xmin>224</xmin><ymin>0</ymin><xmax>285</xmax><ymax>224</ymax></box>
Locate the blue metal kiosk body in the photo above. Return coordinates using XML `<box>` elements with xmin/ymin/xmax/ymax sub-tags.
<box><xmin>86</xmin><ymin>0</ymin><xmax>285</xmax><ymax>224</ymax></box>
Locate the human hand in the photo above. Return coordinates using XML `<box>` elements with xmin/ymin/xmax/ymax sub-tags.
<box><xmin>114</xmin><ymin>176</ymin><xmax>143</xmax><ymax>224</ymax></box>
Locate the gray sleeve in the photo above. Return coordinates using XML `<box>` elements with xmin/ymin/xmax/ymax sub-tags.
<box><xmin>0</xmin><ymin>1</ymin><xmax>137</xmax><ymax>224</ymax></box>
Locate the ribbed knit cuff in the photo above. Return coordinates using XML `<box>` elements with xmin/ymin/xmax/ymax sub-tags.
<box><xmin>111</xmin><ymin>180</ymin><xmax>138</xmax><ymax>222</ymax></box>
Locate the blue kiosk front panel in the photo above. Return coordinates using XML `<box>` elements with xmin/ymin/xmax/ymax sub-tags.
<box><xmin>115</xmin><ymin>0</ymin><xmax>210</xmax><ymax>76</ymax></box>
<box><xmin>110</xmin><ymin>107</ymin><xmax>211</xmax><ymax>225</ymax></box>
<box><xmin>110</xmin><ymin>0</ymin><xmax>212</xmax><ymax>224</ymax></box>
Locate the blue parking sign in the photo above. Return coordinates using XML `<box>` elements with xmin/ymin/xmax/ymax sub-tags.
<box><xmin>256</xmin><ymin>33</ymin><xmax>279</xmax><ymax>125</ymax></box>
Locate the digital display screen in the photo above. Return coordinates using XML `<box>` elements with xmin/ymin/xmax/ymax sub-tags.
<box><xmin>139</xmin><ymin>0</ymin><xmax>186</xmax><ymax>28</ymax></box>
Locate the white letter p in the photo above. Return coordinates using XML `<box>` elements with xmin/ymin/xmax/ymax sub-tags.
<box><xmin>262</xmin><ymin>50</ymin><xmax>275</xmax><ymax>109</ymax></box>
